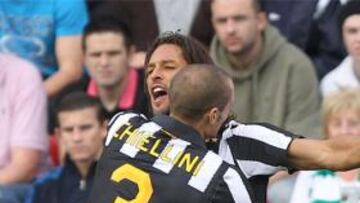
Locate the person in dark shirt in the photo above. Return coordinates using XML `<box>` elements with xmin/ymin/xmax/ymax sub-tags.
<box><xmin>83</xmin><ymin>19</ymin><xmax>149</xmax><ymax>119</ymax></box>
<box><xmin>90</xmin><ymin>64</ymin><xmax>254</xmax><ymax>203</ymax></box>
<box><xmin>25</xmin><ymin>92</ymin><xmax>107</xmax><ymax>203</ymax></box>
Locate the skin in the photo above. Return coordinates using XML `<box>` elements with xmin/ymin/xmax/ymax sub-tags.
<box><xmin>146</xmin><ymin>44</ymin><xmax>187</xmax><ymax>115</ymax></box>
<box><xmin>56</xmin><ymin>107</ymin><xmax>107</xmax><ymax>177</ymax></box>
<box><xmin>343</xmin><ymin>14</ymin><xmax>360</xmax><ymax>63</ymax></box>
<box><xmin>85</xmin><ymin>32</ymin><xmax>133</xmax><ymax>111</ymax></box>
<box><xmin>47</xmin><ymin>35</ymin><xmax>83</xmax><ymax>96</ymax></box>
<box><xmin>211</xmin><ymin>0</ymin><xmax>266</xmax><ymax>69</ymax></box>
<box><xmin>172</xmin><ymin>77</ymin><xmax>235</xmax><ymax>140</ymax></box>
<box><xmin>326</xmin><ymin>110</ymin><xmax>360</xmax><ymax>139</ymax></box>
<box><xmin>85</xmin><ymin>32</ymin><xmax>131</xmax><ymax>88</ymax></box>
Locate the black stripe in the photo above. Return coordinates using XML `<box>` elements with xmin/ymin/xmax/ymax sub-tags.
<box><xmin>227</xmin><ymin>136</ymin><xmax>290</xmax><ymax>167</ymax></box>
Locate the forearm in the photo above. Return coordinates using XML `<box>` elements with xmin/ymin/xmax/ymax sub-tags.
<box><xmin>324</xmin><ymin>137</ymin><xmax>360</xmax><ymax>171</ymax></box>
<box><xmin>45</xmin><ymin>66</ymin><xmax>82</xmax><ymax>96</ymax></box>
<box><xmin>0</xmin><ymin>161</ymin><xmax>38</xmax><ymax>185</ymax></box>
<box><xmin>0</xmin><ymin>148</ymin><xmax>42</xmax><ymax>185</ymax></box>
<box><xmin>289</xmin><ymin>137</ymin><xmax>360</xmax><ymax>171</ymax></box>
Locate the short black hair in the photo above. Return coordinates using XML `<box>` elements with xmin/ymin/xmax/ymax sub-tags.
<box><xmin>338</xmin><ymin>0</ymin><xmax>360</xmax><ymax>33</ymax></box>
<box><xmin>211</xmin><ymin>0</ymin><xmax>265</xmax><ymax>13</ymax></box>
<box><xmin>82</xmin><ymin>17</ymin><xmax>132</xmax><ymax>50</ymax></box>
<box><xmin>252</xmin><ymin>0</ymin><xmax>265</xmax><ymax>12</ymax></box>
<box><xmin>144</xmin><ymin>31</ymin><xmax>213</xmax><ymax>68</ymax></box>
<box><xmin>56</xmin><ymin>92</ymin><xmax>106</xmax><ymax>126</ymax></box>
<box><xmin>169</xmin><ymin>64</ymin><xmax>233</xmax><ymax>122</ymax></box>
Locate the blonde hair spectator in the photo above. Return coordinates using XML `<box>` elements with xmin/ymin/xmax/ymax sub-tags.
<box><xmin>322</xmin><ymin>88</ymin><xmax>360</xmax><ymax>138</ymax></box>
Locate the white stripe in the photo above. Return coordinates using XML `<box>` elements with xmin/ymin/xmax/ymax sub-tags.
<box><xmin>223</xmin><ymin>168</ymin><xmax>252</xmax><ymax>203</ymax></box>
<box><xmin>105</xmin><ymin>113</ymin><xmax>138</xmax><ymax>146</ymax></box>
<box><xmin>153</xmin><ymin>139</ymin><xmax>190</xmax><ymax>173</ymax></box>
<box><xmin>238</xmin><ymin>159</ymin><xmax>285</xmax><ymax>178</ymax></box>
<box><xmin>188</xmin><ymin>152</ymin><xmax>222</xmax><ymax>192</ymax></box>
<box><xmin>230</xmin><ymin>122</ymin><xmax>292</xmax><ymax>150</ymax></box>
<box><xmin>120</xmin><ymin>121</ymin><xmax>161</xmax><ymax>158</ymax></box>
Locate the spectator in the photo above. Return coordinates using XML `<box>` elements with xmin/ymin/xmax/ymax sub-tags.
<box><xmin>210</xmin><ymin>0</ymin><xmax>321</xmax><ymax>137</ymax></box>
<box><xmin>25</xmin><ymin>92</ymin><xmax>107</xmax><ymax>203</ymax></box>
<box><xmin>0</xmin><ymin>54</ymin><xmax>48</xmax><ymax>203</ymax></box>
<box><xmin>0</xmin><ymin>0</ymin><xmax>88</xmax><ymax>96</ymax></box>
<box><xmin>83</xmin><ymin>20</ymin><xmax>149</xmax><ymax>119</ymax></box>
<box><xmin>290</xmin><ymin>89</ymin><xmax>360</xmax><ymax>203</ymax></box>
<box><xmin>262</xmin><ymin>0</ymin><xmax>317</xmax><ymax>50</ymax></box>
<box><xmin>89</xmin><ymin>0</ymin><xmax>214</xmax><ymax>68</ymax></box>
<box><xmin>320</xmin><ymin>0</ymin><xmax>360</xmax><ymax>96</ymax></box>
<box><xmin>305</xmin><ymin>0</ymin><xmax>348</xmax><ymax>79</ymax></box>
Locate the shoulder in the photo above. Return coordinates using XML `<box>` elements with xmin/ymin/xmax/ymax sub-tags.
<box><xmin>0</xmin><ymin>54</ymin><xmax>43</xmax><ymax>90</ymax></box>
<box><xmin>108</xmin><ymin>112</ymin><xmax>147</xmax><ymax>129</ymax></box>
<box><xmin>0</xmin><ymin>54</ymin><xmax>41</xmax><ymax>78</ymax></box>
<box><xmin>320</xmin><ymin>57</ymin><xmax>357</xmax><ymax>95</ymax></box>
<box><xmin>106</xmin><ymin>112</ymin><xmax>148</xmax><ymax>146</ymax></box>
<box><xmin>33</xmin><ymin>166</ymin><xmax>64</xmax><ymax>187</ymax></box>
<box><xmin>224</xmin><ymin>121</ymin><xmax>296</xmax><ymax>141</ymax></box>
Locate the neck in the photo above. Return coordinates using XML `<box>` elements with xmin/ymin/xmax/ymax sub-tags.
<box><xmin>227</xmin><ymin>35</ymin><xmax>263</xmax><ymax>71</ymax></box>
<box><xmin>169</xmin><ymin>114</ymin><xmax>206</xmax><ymax>139</ymax></box>
<box><xmin>75</xmin><ymin>160</ymin><xmax>93</xmax><ymax>178</ymax></box>
<box><xmin>98</xmin><ymin>77</ymin><xmax>128</xmax><ymax>111</ymax></box>
<box><xmin>74</xmin><ymin>149</ymin><xmax>102</xmax><ymax>178</ymax></box>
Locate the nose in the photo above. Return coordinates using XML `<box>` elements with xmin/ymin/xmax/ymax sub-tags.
<box><xmin>149</xmin><ymin>65</ymin><xmax>163</xmax><ymax>81</ymax></box>
<box><xmin>338</xmin><ymin>122</ymin><xmax>352</xmax><ymax>135</ymax></box>
<box><xmin>225</xmin><ymin>19</ymin><xmax>236</xmax><ymax>34</ymax></box>
<box><xmin>71</xmin><ymin>128</ymin><xmax>83</xmax><ymax>142</ymax></box>
<box><xmin>99</xmin><ymin>54</ymin><xmax>109</xmax><ymax>66</ymax></box>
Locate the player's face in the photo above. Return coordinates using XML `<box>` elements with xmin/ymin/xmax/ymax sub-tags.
<box><xmin>85</xmin><ymin>32</ymin><xmax>131</xmax><ymax>88</ymax></box>
<box><xmin>57</xmin><ymin>107</ymin><xmax>107</xmax><ymax>163</ymax></box>
<box><xmin>327</xmin><ymin>109</ymin><xmax>360</xmax><ymax>138</ymax></box>
<box><xmin>342</xmin><ymin>14</ymin><xmax>360</xmax><ymax>62</ymax></box>
<box><xmin>146</xmin><ymin>44</ymin><xmax>188</xmax><ymax>115</ymax></box>
<box><xmin>211</xmin><ymin>0</ymin><xmax>265</xmax><ymax>54</ymax></box>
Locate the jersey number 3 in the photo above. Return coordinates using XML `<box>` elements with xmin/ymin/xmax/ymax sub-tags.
<box><xmin>111</xmin><ymin>164</ymin><xmax>153</xmax><ymax>203</ymax></box>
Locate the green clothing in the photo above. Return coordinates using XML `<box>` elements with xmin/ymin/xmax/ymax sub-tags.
<box><xmin>291</xmin><ymin>170</ymin><xmax>360</xmax><ymax>203</ymax></box>
<box><xmin>211</xmin><ymin>25</ymin><xmax>321</xmax><ymax>138</ymax></box>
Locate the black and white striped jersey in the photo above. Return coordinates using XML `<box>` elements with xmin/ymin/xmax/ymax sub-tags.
<box><xmin>90</xmin><ymin>113</ymin><xmax>253</xmax><ymax>203</ymax></box>
<box><xmin>214</xmin><ymin>120</ymin><xmax>298</xmax><ymax>202</ymax></box>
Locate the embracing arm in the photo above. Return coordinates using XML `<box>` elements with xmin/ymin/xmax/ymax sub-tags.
<box><xmin>288</xmin><ymin>136</ymin><xmax>360</xmax><ymax>171</ymax></box>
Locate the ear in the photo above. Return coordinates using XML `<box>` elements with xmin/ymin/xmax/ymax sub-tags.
<box><xmin>256</xmin><ymin>11</ymin><xmax>268</xmax><ymax>32</ymax></box>
<box><xmin>208</xmin><ymin>107</ymin><xmax>221</xmax><ymax>125</ymax></box>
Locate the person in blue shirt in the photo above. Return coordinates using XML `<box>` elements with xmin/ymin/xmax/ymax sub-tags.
<box><xmin>0</xmin><ymin>0</ymin><xmax>88</xmax><ymax>96</ymax></box>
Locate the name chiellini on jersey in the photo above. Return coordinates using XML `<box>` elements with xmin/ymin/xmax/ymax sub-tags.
<box><xmin>89</xmin><ymin>112</ymin><xmax>253</xmax><ymax>203</ymax></box>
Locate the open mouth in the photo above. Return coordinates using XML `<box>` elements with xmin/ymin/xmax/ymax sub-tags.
<box><xmin>152</xmin><ymin>87</ymin><xmax>168</xmax><ymax>101</ymax></box>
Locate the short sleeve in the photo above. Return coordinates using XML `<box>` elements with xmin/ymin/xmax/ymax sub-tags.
<box><xmin>55</xmin><ymin>0</ymin><xmax>88</xmax><ymax>36</ymax></box>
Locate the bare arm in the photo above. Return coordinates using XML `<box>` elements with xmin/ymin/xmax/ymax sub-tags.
<box><xmin>0</xmin><ymin>148</ymin><xmax>42</xmax><ymax>184</ymax></box>
<box><xmin>288</xmin><ymin>136</ymin><xmax>360</xmax><ymax>171</ymax></box>
<box><xmin>45</xmin><ymin>35</ymin><xmax>83</xmax><ymax>96</ymax></box>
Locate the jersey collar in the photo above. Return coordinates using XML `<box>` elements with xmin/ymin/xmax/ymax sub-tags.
<box><xmin>152</xmin><ymin>114</ymin><xmax>207</xmax><ymax>149</ymax></box>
